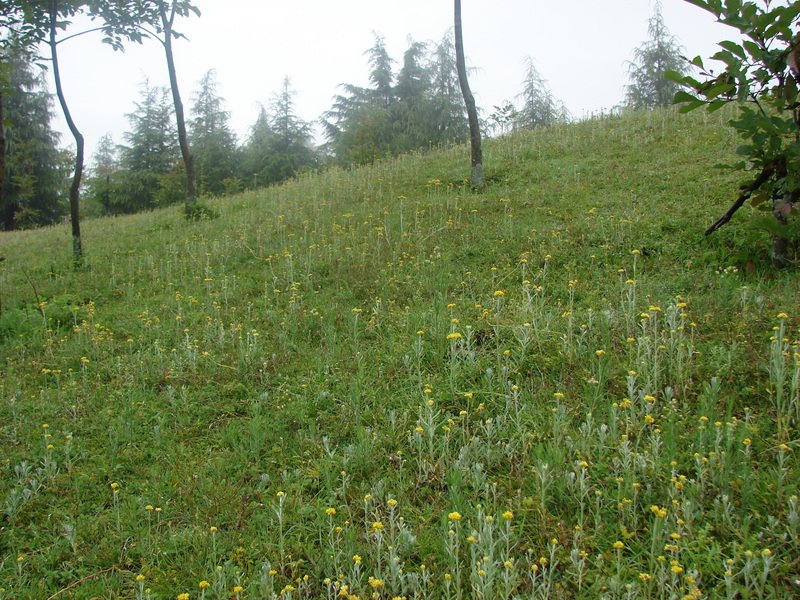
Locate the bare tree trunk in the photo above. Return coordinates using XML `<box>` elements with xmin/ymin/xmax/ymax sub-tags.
<box><xmin>0</xmin><ymin>90</ymin><xmax>5</xmax><ymax>222</ymax></box>
<box><xmin>454</xmin><ymin>0</ymin><xmax>483</xmax><ymax>187</ymax></box>
<box><xmin>50</xmin><ymin>0</ymin><xmax>82</xmax><ymax>266</ymax></box>
<box><xmin>159</xmin><ymin>2</ymin><xmax>196</xmax><ymax>214</ymax></box>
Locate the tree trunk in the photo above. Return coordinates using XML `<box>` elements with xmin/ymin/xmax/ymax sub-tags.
<box><xmin>0</xmin><ymin>90</ymin><xmax>6</xmax><ymax>224</ymax></box>
<box><xmin>50</xmin><ymin>0</ymin><xmax>82</xmax><ymax>266</ymax></box>
<box><xmin>159</xmin><ymin>2</ymin><xmax>196</xmax><ymax>213</ymax></box>
<box><xmin>454</xmin><ymin>0</ymin><xmax>483</xmax><ymax>187</ymax></box>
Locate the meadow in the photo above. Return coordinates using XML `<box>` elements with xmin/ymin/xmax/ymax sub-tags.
<box><xmin>1</xmin><ymin>108</ymin><xmax>799</xmax><ymax>599</ymax></box>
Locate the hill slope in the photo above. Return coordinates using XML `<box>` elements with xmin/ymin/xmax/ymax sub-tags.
<box><xmin>1</xmin><ymin>109</ymin><xmax>799</xmax><ymax>598</ymax></box>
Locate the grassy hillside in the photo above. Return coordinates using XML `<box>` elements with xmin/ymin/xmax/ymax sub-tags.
<box><xmin>1</xmin><ymin>109</ymin><xmax>799</xmax><ymax>599</ymax></box>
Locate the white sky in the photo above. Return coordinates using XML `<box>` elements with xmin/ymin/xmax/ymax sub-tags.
<box><xmin>46</xmin><ymin>0</ymin><xmax>733</xmax><ymax>161</ymax></box>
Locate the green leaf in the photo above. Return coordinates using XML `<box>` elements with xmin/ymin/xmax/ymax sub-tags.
<box><xmin>742</xmin><ymin>40</ymin><xmax>763</xmax><ymax>59</ymax></box>
<box><xmin>741</xmin><ymin>3</ymin><xmax>758</xmax><ymax>23</ymax></box>
<box><xmin>703</xmin><ymin>80</ymin><xmax>736</xmax><ymax>100</ymax></box>
<box><xmin>664</xmin><ymin>69</ymin><xmax>687</xmax><ymax>84</ymax></box>
<box><xmin>681</xmin><ymin>76</ymin><xmax>704</xmax><ymax>89</ymax></box>
<box><xmin>718</xmin><ymin>40</ymin><xmax>746</xmax><ymax>60</ymax></box>
<box><xmin>673</xmin><ymin>90</ymin><xmax>700</xmax><ymax>104</ymax></box>
<box><xmin>712</xmin><ymin>50</ymin><xmax>741</xmax><ymax>68</ymax></box>
<box><xmin>784</xmin><ymin>76</ymin><xmax>798</xmax><ymax>104</ymax></box>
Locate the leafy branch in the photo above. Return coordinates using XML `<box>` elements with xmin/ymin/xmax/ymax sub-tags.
<box><xmin>668</xmin><ymin>0</ymin><xmax>800</xmax><ymax>253</ymax></box>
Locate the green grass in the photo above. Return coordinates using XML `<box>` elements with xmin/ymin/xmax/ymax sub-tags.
<box><xmin>1</xmin><ymin>108</ymin><xmax>799</xmax><ymax>599</ymax></box>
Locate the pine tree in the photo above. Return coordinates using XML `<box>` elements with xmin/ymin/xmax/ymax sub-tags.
<box><xmin>122</xmin><ymin>81</ymin><xmax>178</xmax><ymax>173</ymax></box>
<box><xmin>324</xmin><ymin>33</ymin><xmax>469</xmax><ymax>164</ymax></box>
<box><xmin>240</xmin><ymin>79</ymin><xmax>316</xmax><ymax>188</ymax></box>
<box><xmin>84</xmin><ymin>133</ymin><xmax>119</xmax><ymax>216</ymax></box>
<box><xmin>395</xmin><ymin>40</ymin><xmax>428</xmax><ymax>105</ymax></box>
<box><xmin>1</xmin><ymin>46</ymin><xmax>67</xmax><ymax>230</ymax></box>
<box><xmin>109</xmin><ymin>81</ymin><xmax>180</xmax><ymax>214</ymax></box>
<box><xmin>189</xmin><ymin>69</ymin><xmax>237</xmax><ymax>196</ymax></box>
<box><xmin>429</xmin><ymin>32</ymin><xmax>468</xmax><ymax>144</ymax></box>
<box><xmin>240</xmin><ymin>106</ymin><xmax>274</xmax><ymax>188</ymax></box>
<box><xmin>392</xmin><ymin>39</ymin><xmax>433</xmax><ymax>153</ymax></box>
<box><xmin>514</xmin><ymin>58</ymin><xmax>569</xmax><ymax>130</ymax></box>
<box><xmin>366</xmin><ymin>33</ymin><xmax>395</xmax><ymax>108</ymax></box>
<box><xmin>626</xmin><ymin>1</ymin><xmax>687</xmax><ymax>109</ymax></box>
<box><xmin>264</xmin><ymin>77</ymin><xmax>316</xmax><ymax>184</ymax></box>
<box><xmin>324</xmin><ymin>34</ymin><xmax>397</xmax><ymax>164</ymax></box>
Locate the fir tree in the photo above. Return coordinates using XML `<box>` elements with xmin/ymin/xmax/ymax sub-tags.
<box><xmin>324</xmin><ymin>33</ymin><xmax>468</xmax><ymax>164</ymax></box>
<box><xmin>323</xmin><ymin>34</ymin><xmax>398</xmax><ymax>164</ymax></box>
<box><xmin>84</xmin><ymin>133</ymin><xmax>119</xmax><ymax>216</ymax></box>
<box><xmin>189</xmin><ymin>69</ymin><xmax>237</xmax><ymax>196</ymax></box>
<box><xmin>264</xmin><ymin>77</ymin><xmax>316</xmax><ymax>184</ymax></box>
<box><xmin>109</xmin><ymin>81</ymin><xmax>180</xmax><ymax>214</ymax></box>
<box><xmin>1</xmin><ymin>46</ymin><xmax>66</xmax><ymax>230</ymax></box>
<box><xmin>366</xmin><ymin>33</ymin><xmax>395</xmax><ymax>108</ymax></box>
<box><xmin>429</xmin><ymin>32</ymin><xmax>468</xmax><ymax>144</ymax></box>
<box><xmin>122</xmin><ymin>81</ymin><xmax>177</xmax><ymax>173</ymax></box>
<box><xmin>514</xmin><ymin>58</ymin><xmax>569</xmax><ymax>130</ymax></box>
<box><xmin>240</xmin><ymin>106</ymin><xmax>274</xmax><ymax>188</ymax></box>
<box><xmin>626</xmin><ymin>1</ymin><xmax>687</xmax><ymax>109</ymax></box>
<box><xmin>392</xmin><ymin>39</ymin><xmax>432</xmax><ymax>153</ymax></box>
<box><xmin>240</xmin><ymin>79</ymin><xmax>316</xmax><ymax>188</ymax></box>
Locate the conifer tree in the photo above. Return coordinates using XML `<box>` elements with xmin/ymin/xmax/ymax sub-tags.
<box><xmin>1</xmin><ymin>45</ymin><xmax>66</xmax><ymax>230</ymax></box>
<box><xmin>189</xmin><ymin>70</ymin><xmax>237</xmax><ymax>196</ymax></box>
<box><xmin>625</xmin><ymin>0</ymin><xmax>686</xmax><ymax>109</ymax></box>
<box><xmin>429</xmin><ymin>32</ymin><xmax>468</xmax><ymax>144</ymax></box>
<box><xmin>240</xmin><ymin>79</ymin><xmax>316</xmax><ymax>187</ymax></box>
<box><xmin>268</xmin><ymin>77</ymin><xmax>316</xmax><ymax>178</ymax></box>
<box><xmin>366</xmin><ymin>33</ymin><xmax>395</xmax><ymax>108</ymax></box>
<box><xmin>324</xmin><ymin>33</ymin><xmax>468</xmax><ymax>164</ymax></box>
<box><xmin>108</xmin><ymin>81</ymin><xmax>180</xmax><ymax>213</ymax></box>
<box><xmin>240</xmin><ymin>106</ymin><xmax>274</xmax><ymax>189</ymax></box>
<box><xmin>515</xmin><ymin>57</ymin><xmax>569</xmax><ymax>130</ymax></box>
<box><xmin>393</xmin><ymin>39</ymin><xmax>433</xmax><ymax>153</ymax></box>
<box><xmin>84</xmin><ymin>133</ymin><xmax>119</xmax><ymax>216</ymax></box>
<box><xmin>324</xmin><ymin>34</ymin><xmax>397</xmax><ymax>164</ymax></box>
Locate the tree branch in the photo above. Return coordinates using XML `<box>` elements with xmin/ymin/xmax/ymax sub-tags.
<box><xmin>705</xmin><ymin>162</ymin><xmax>777</xmax><ymax>235</ymax></box>
<box><xmin>55</xmin><ymin>26</ymin><xmax>106</xmax><ymax>45</ymax></box>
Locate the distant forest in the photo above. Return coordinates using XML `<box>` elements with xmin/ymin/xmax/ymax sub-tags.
<box><xmin>1</xmin><ymin>2</ymin><xmax>682</xmax><ymax>230</ymax></box>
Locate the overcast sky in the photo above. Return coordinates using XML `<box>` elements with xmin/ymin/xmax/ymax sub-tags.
<box><xmin>46</xmin><ymin>0</ymin><xmax>733</xmax><ymax>161</ymax></box>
